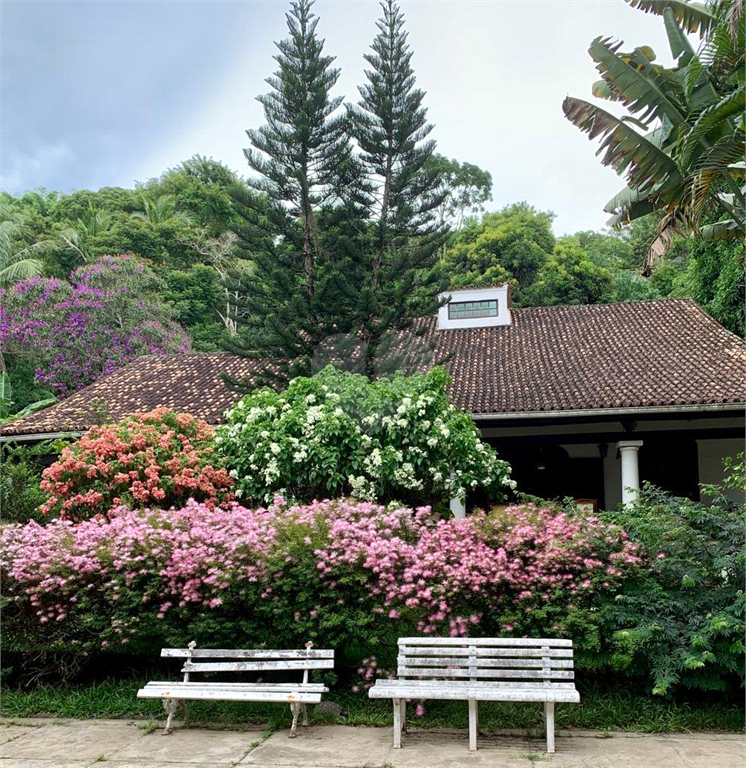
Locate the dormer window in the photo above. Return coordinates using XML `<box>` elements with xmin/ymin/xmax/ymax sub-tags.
<box><xmin>437</xmin><ymin>284</ymin><xmax>512</xmax><ymax>330</ymax></box>
<box><xmin>448</xmin><ymin>299</ymin><xmax>498</xmax><ymax>320</ymax></box>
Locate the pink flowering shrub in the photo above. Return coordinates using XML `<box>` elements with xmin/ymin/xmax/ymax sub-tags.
<box><xmin>39</xmin><ymin>408</ymin><xmax>234</xmax><ymax>521</ymax></box>
<box><xmin>1</xmin><ymin>498</ymin><xmax>641</xmax><ymax>671</ymax></box>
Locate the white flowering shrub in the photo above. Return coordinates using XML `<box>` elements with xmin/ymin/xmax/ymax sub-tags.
<box><xmin>215</xmin><ymin>366</ymin><xmax>513</xmax><ymax>509</ymax></box>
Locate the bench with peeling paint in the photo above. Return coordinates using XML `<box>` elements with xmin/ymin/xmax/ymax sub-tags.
<box><xmin>137</xmin><ymin>642</ymin><xmax>333</xmax><ymax>735</ymax></box>
<box><xmin>368</xmin><ymin>637</ymin><xmax>579</xmax><ymax>753</ymax></box>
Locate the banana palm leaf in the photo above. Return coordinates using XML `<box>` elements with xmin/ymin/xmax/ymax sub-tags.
<box><xmin>562</xmin><ymin>97</ymin><xmax>684</xmax><ymax>197</ymax></box>
<box><xmin>606</xmin><ymin>199</ymin><xmax>658</xmax><ymax>227</ymax></box>
<box><xmin>662</xmin><ymin>7</ymin><xmax>697</xmax><ymax>62</ymax></box>
<box><xmin>700</xmin><ymin>218</ymin><xmax>744</xmax><ymax>241</ymax></box>
<box><xmin>589</xmin><ymin>37</ymin><xmax>687</xmax><ymax>126</ymax></box>
<box><xmin>679</xmin><ymin>85</ymin><xmax>745</xmax><ymax>168</ymax></box>
<box><xmin>624</xmin><ymin>0</ymin><xmax>717</xmax><ymax>36</ymax></box>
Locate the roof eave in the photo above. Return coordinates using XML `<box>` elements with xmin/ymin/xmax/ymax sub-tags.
<box><xmin>0</xmin><ymin>430</ymin><xmax>84</xmax><ymax>444</ymax></box>
<box><xmin>471</xmin><ymin>402</ymin><xmax>746</xmax><ymax>421</ymax></box>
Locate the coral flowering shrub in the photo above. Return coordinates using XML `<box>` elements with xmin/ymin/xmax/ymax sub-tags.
<box><xmin>1</xmin><ymin>499</ymin><xmax>639</xmax><ymax>667</ymax></box>
<box><xmin>39</xmin><ymin>408</ymin><xmax>234</xmax><ymax>521</ymax></box>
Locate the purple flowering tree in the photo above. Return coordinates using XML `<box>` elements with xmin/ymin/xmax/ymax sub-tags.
<box><xmin>1</xmin><ymin>255</ymin><xmax>190</xmax><ymax>398</ymax></box>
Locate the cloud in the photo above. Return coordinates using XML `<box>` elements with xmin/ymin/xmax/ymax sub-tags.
<box><xmin>0</xmin><ymin>142</ymin><xmax>75</xmax><ymax>195</ymax></box>
<box><xmin>2</xmin><ymin>0</ymin><xmax>679</xmax><ymax>234</ymax></box>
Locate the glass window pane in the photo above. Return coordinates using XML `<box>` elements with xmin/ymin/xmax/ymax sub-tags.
<box><xmin>448</xmin><ymin>299</ymin><xmax>498</xmax><ymax>320</ymax></box>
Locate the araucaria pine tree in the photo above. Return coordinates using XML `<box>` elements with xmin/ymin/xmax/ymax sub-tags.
<box><xmin>229</xmin><ymin>0</ymin><xmax>357</xmax><ymax>381</ymax></box>
<box><xmin>347</xmin><ymin>0</ymin><xmax>447</xmax><ymax>379</ymax></box>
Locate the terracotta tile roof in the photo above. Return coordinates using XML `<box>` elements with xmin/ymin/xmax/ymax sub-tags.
<box><xmin>1</xmin><ymin>354</ymin><xmax>262</xmax><ymax>437</ymax></box>
<box><xmin>423</xmin><ymin>298</ymin><xmax>746</xmax><ymax>414</ymax></box>
<box><xmin>3</xmin><ymin>299</ymin><xmax>744</xmax><ymax>437</ymax></box>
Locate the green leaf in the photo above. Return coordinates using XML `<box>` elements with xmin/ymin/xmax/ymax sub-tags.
<box><xmin>680</xmin><ymin>85</ymin><xmax>745</xmax><ymax>168</ymax></box>
<box><xmin>624</xmin><ymin>0</ymin><xmax>717</xmax><ymax>36</ymax></box>
<box><xmin>663</xmin><ymin>7</ymin><xmax>697</xmax><ymax>63</ymax></box>
<box><xmin>0</xmin><ymin>372</ymin><xmax>12</xmax><ymax>420</ymax></box>
<box><xmin>562</xmin><ymin>97</ymin><xmax>684</xmax><ymax>197</ymax></box>
<box><xmin>589</xmin><ymin>37</ymin><xmax>687</xmax><ymax>126</ymax></box>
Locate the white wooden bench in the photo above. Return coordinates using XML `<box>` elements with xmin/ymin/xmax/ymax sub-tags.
<box><xmin>137</xmin><ymin>642</ymin><xmax>333</xmax><ymax>736</ymax></box>
<box><xmin>368</xmin><ymin>637</ymin><xmax>579</xmax><ymax>753</ymax></box>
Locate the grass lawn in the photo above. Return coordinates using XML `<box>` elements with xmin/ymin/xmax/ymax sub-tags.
<box><xmin>1</xmin><ymin>680</ymin><xmax>741</xmax><ymax>733</ymax></box>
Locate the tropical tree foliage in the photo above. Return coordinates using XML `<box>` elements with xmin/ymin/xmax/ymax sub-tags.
<box><xmin>0</xmin><ymin>208</ymin><xmax>56</xmax><ymax>286</ymax></box>
<box><xmin>563</xmin><ymin>0</ymin><xmax>745</xmax><ymax>268</ymax></box>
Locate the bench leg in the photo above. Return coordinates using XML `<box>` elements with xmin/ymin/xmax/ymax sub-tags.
<box><xmin>393</xmin><ymin>698</ymin><xmax>402</xmax><ymax>749</ymax></box>
<box><xmin>544</xmin><ymin>702</ymin><xmax>555</xmax><ymax>753</ymax></box>
<box><xmin>400</xmin><ymin>699</ymin><xmax>407</xmax><ymax>734</ymax></box>
<box><xmin>468</xmin><ymin>699</ymin><xmax>478</xmax><ymax>751</ymax></box>
<box><xmin>289</xmin><ymin>703</ymin><xmax>300</xmax><ymax>738</ymax></box>
<box><xmin>301</xmin><ymin>703</ymin><xmax>309</xmax><ymax>727</ymax></box>
<box><xmin>163</xmin><ymin>698</ymin><xmax>178</xmax><ymax>734</ymax></box>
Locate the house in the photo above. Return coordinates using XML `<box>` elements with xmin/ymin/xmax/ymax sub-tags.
<box><xmin>3</xmin><ymin>286</ymin><xmax>744</xmax><ymax>511</ymax></box>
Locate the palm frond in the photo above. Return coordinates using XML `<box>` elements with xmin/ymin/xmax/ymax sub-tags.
<box><xmin>589</xmin><ymin>37</ymin><xmax>687</xmax><ymax>125</ymax></box>
<box><xmin>0</xmin><ymin>257</ymin><xmax>43</xmax><ymax>286</ymax></box>
<box><xmin>624</xmin><ymin>0</ymin><xmax>717</xmax><ymax>36</ymax></box>
<box><xmin>679</xmin><ymin>85</ymin><xmax>745</xmax><ymax>168</ymax></box>
<box><xmin>562</xmin><ymin>97</ymin><xmax>684</xmax><ymax>197</ymax></box>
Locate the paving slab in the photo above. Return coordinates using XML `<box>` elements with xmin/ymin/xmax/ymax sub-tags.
<box><xmin>0</xmin><ymin>726</ymin><xmax>37</xmax><ymax>746</ymax></box>
<box><xmin>109</xmin><ymin>725</ymin><xmax>263</xmax><ymax>764</ymax></box>
<box><xmin>0</xmin><ymin>722</ymin><xmax>140</xmax><ymax>761</ymax></box>
<box><xmin>0</xmin><ymin>762</ymin><xmax>92</xmax><ymax>768</ymax></box>
<box><xmin>241</xmin><ymin>725</ymin><xmax>745</xmax><ymax>768</ymax></box>
<box><xmin>1</xmin><ymin>720</ymin><xmax>743</xmax><ymax>768</ymax></box>
<box><xmin>241</xmin><ymin>724</ymin><xmax>392</xmax><ymax>766</ymax></box>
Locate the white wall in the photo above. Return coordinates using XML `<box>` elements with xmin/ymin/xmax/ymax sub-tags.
<box><xmin>696</xmin><ymin>438</ymin><xmax>744</xmax><ymax>505</ymax></box>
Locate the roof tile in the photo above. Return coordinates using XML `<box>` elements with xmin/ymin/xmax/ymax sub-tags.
<box><xmin>4</xmin><ymin>299</ymin><xmax>744</xmax><ymax>437</ymax></box>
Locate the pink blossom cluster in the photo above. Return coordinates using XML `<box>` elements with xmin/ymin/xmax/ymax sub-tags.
<box><xmin>1</xmin><ymin>498</ymin><xmax>640</xmax><ymax>653</ymax></box>
<box><xmin>1</xmin><ymin>501</ymin><xmax>276</xmax><ymax>637</ymax></box>
<box><xmin>302</xmin><ymin>502</ymin><xmax>640</xmax><ymax>636</ymax></box>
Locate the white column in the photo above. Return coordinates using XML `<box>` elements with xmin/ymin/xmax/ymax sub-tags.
<box><xmin>617</xmin><ymin>440</ymin><xmax>643</xmax><ymax>506</ymax></box>
<box><xmin>450</xmin><ymin>495</ymin><xmax>466</xmax><ymax>519</ymax></box>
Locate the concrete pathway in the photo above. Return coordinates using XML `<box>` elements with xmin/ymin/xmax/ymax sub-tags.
<box><xmin>1</xmin><ymin>719</ymin><xmax>743</xmax><ymax>768</ymax></box>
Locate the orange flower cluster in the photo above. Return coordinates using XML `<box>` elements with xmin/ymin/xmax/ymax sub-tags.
<box><xmin>40</xmin><ymin>408</ymin><xmax>234</xmax><ymax>521</ymax></box>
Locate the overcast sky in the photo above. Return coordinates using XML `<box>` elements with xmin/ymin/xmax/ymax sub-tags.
<box><xmin>1</xmin><ymin>0</ymin><xmax>677</xmax><ymax>235</ymax></box>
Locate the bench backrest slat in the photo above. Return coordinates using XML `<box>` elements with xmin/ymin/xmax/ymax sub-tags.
<box><xmin>397</xmin><ymin>666</ymin><xmax>574</xmax><ymax>680</ymax></box>
<box><xmin>400</xmin><ymin>656</ymin><xmax>573</xmax><ymax>670</ymax></box>
<box><xmin>373</xmin><ymin>679</ymin><xmax>578</xmax><ymax>690</ymax></box>
<box><xmin>398</xmin><ymin>646</ymin><xmax>573</xmax><ymax>659</ymax></box>
<box><xmin>159</xmin><ymin>646</ymin><xmax>334</xmax><ymax>680</ymax></box>
<box><xmin>161</xmin><ymin>648</ymin><xmax>334</xmax><ymax>659</ymax></box>
<box><xmin>399</xmin><ymin>637</ymin><xmax>572</xmax><ymax>647</ymax></box>
<box><xmin>397</xmin><ymin>638</ymin><xmax>574</xmax><ymax>684</ymax></box>
<box><xmin>183</xmin><ymin>659</ymin><xmax>335</xmax><ymax>673</ymax></box>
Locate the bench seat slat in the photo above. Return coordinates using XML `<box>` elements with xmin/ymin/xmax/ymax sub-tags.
<box><xmin>140</xmin><ymin>682</ymin><xmax>328</xmax><ymax>693</ymax></box>
<box><xmin>183</xmin><ymin>659</ymin><xmax>335</xmax><ymax>672</ymax></box>
<box><xmin>398</xmin><ymin>666</ymin><xmax>574</xmax><ymax>680</ymax></box>
<box><xmin>161</xmin><ymin>648</ymin><xmax>334</xmax><ymax>659</ymax></box>
<box><xmin>371</xmin><ymin>679</ymin><xmax>578</xmax><ymax>691</ymax></box>
<box><xmin>369</xmin><ymin>684</ymin><xmax>580</xmax><ymax>704</ymax></box>
<box><xmin>399</xmin><ymin>656</ymin><xmax>574</xmax><ymax>669</ymax></box>
<box><xmin>137</xmin><ymin>686</ymin><xmax>323</xmax><ymax>704</ymax></box>
<box><xmin>398</xmin><ymin>638</ymin><xmax>573</xmax><ymax>647</ymax></box>
<box><xmin>399</xmin><ymin>646</ymin><xmax>573</xmax><ymax>659</ymax></box>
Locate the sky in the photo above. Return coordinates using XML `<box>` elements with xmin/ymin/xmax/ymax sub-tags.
<box><xmin>1</xmin><ymin>0</ymin><xmax>678</xmax><ymax>235</ymax></box>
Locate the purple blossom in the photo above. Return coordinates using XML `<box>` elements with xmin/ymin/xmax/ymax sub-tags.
<box><xmin>1</xmin><ymin>255</ymin><xmax>191</xmax><ymax>397</ymax></box>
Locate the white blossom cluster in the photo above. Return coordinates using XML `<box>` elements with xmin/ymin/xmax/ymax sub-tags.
<box><xmin>215</xmin><ymin>366</ymin><xmax>512</xmax><ymax>507</ymax></box>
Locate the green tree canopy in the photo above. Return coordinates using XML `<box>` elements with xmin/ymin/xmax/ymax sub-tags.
<box><xmin>440</xmin><ymin>202</ymin><xmax>555</xmax><ymax>305</ymax></box>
